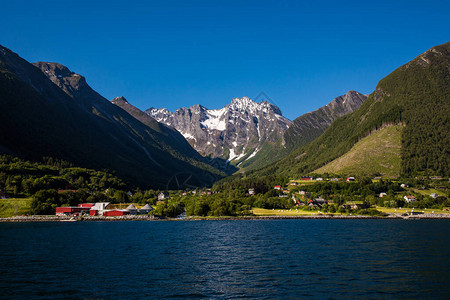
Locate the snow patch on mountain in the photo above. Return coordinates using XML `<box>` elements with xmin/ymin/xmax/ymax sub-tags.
<box><xmin>146</xmin><ymin>97</ymin><xmax>291</xmax><ymax>162</ymax></box>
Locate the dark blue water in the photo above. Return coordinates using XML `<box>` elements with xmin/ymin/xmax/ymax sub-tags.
<box><xmin>0</xmin><ymin>220</ymin><xmax>449</xmax><ymax>299</ymax></box>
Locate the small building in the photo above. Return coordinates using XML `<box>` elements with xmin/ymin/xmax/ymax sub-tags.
<box><xmin>139</xmin><ymin>204</ymin><xmax>153</xmax><ymax>214</ymax></box>
<box><xmin>289</xmin><ymin>182</ymin><xmax>298</xmax><ymax>186</ymax></box>
<box><xmin>400</xmin><ymin>183</ymin><xmax>409</xmax><ymax>188</ymax></box>
<box><xmin>379</xmin><ymin>192</ymin><xmax>387</xmax><ymax>198</ymax></box>
<box><xmin>347</xmin><ymin>177</ymin><xmax>355</xmax><ymax>182</ymax></box>
<box><xmin>90</xmin><ymin>202</ymin><xmax>110</xmax><ymax>216</ymax></box>
<box><xmin>298</xmin><ymin>190</ymin><xmax>311</xmax><ymax>198</ymax></box>
<box><xmin>316</xmin><ymin>177</ymin><xmax>323</xmax><ymax>181</ymax></box>
<box><xmin>351</xmin><ymin>203</ymin><xmax>369</xmax><ymax>210</ymax></box>
<box><xmin>158</xmin><ymin>192</ymin><xmax>169</xmax><ymax>200</ymax></box>
<box><xmin>301</xmin><ymin>176</ymin><xmax>313</xmax><ymax>181</ymax></box>
<box><xmin>404</xmin><ymin>195</ymin><xmax>416</xmax><ymax>203</ymax></box>
<box><xmin>125</xmin><ymin>204</ymin><xmax>138</xmax><ymax>215</ymax></box>
<box><xmin>308</xmin><ymin>198</ymin><xmax>327</xmax><ymax>207</ymax></box>
<box><xmin>248</xmin><ymin>188</ymin><xmax>255</xmax><ymax>195</ymax></box>
<box><xmin>55</xmin><ymin>206</ymin><xmax>90</xmax><ymax>216</ymax></box>
<box><xmin>103</xmin><ymin>210</ymin><xmax>130</xmax><ymax>217</ymax></box>
<box><xmin>430</xmin><ymin>193</ymin><xmax>439</xmax><ymax>198</ymax></box>
<box><xmin>282</xmin><ymin>188</ymin><xmax>290</xmax><ymax>194</ymax></box>
<box><xmin>274</xmin><ymin>185</ymin><xmax>282</xmax><ymax>190</ymax></box>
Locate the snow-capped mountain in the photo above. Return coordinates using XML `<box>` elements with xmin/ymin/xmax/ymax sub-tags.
<box><xmin>146</xmin><ymin>97</ymin><xmax>291</xmax><ymax>163</ymax></box>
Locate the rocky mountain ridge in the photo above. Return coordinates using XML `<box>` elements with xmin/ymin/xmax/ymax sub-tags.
<box><xmin>227</xmin><ymin>91</ymin><xmax>368</xmax><ymax>171</ymax></box>
<box><xmin>147</xmin><ymin>97</ymin><xmax>291</xmax><ymax>163</ymax></box>
<box><xmin>0</xmin><ymin>45</ymin><xmax>223</xmax><ymax>189</ymax></box>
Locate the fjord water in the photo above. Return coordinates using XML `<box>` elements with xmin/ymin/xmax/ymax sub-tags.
<box><xmin>1</xmin><ymin>220</ymin><xmax>449</xmax><ymax>299</ymax></box>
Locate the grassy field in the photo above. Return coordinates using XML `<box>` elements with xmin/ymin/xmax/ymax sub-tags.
<box><xmin>408</xmin><ymin>188</ymin><xmax>444</xmax><ymax>197</ymax></box>
<box><xmin>315</xmin><ymin>125</ymin><xmax>403</xmax><ymax>178</ymax></box>
<box><xmin>376</xmin><ymin>206</ymin><xmax>450</xmax><ymax>214</ymax></box>
<box><xmin>252</xmin><ymin>208</ymin><xmax>321</xmax><ymax>216</ymax></box>
<box><xmin>0</xmin><ymin>198</ymin><xmax>32</xmax><ymax>217</ymax></box>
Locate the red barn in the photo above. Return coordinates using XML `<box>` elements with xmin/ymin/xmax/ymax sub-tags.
<box><xmin>55</xmin><ymin>207</ymin><xmax>90</xmax><ymax>216</ymax></box>
<box><xmin>103</xmin><ymin>210</ymin><xmax>130</xmax><ymax>217</ymax></box>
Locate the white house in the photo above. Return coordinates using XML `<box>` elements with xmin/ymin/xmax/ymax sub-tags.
<box><xmin>158</xmin><ymin>192</ymin><xmax>169</xmax><ymax>200</ymax></box>
<box><xmin>404</xmin><ymin>195</ymin><xmax>416</xmax><ymax>203</ymax></box>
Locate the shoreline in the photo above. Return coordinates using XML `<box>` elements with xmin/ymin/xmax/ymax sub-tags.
<box><xmin>1</xmin><ymin>213</ymin><xmax>450</xmax><ymax>222</ymax></box>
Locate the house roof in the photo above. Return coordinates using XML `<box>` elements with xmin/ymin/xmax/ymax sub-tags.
<box><xmin>141</xmin><ymin>204</ymin><xmax>153</xmax><ymax>210</ymax></box>
<box><xmin>91</xmin><ymin>202</ymin><xmax>110</xmax><ymax>210</ymax></box>
<box><xmin>126</xmin><ymin>204</ymin><xmax>137</xmax><ymax>210</ymax></box>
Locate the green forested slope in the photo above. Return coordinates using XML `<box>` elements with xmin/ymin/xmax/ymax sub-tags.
<box><xmin>250</xmin><ymin>41</ymin><xmax>450</xmax><ymax>178</ymax></box>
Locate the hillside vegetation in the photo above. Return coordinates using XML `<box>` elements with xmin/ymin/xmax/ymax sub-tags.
<box><xmin>315</xmin><ymin>125</ymin><xmax>403</xmax><ymax>177</ymax></box>
<box><xmin>250</xmin><ymin>42</ymin><xmax>450</xmax><ymax>178</ymax></box>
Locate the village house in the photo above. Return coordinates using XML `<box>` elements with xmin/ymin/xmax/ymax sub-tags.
<box><xmin>346</xmin><ymin>177</ymin><xmax>355</xmax><ymax>182</ymax></box>
<box><xmin>158</xmin><ymin>192</ymin><xmax>169</xmax><ymax>200</ymax></box>
<box><xmin>404</xmin><ymin>195</ymin><xmax>417</xmax><ymax>203</ymax></box>
<box><xmin>316</xmin><ymin>177</ymin><xmax>323</xmax><ymax>181</ymax></box>
<box><xmin>89</xmin><ymin>202</ymin><xmax>110</xmax><ymax>216</ymax></box>
<box><xmin>298</xmin><ymin>190</ymin><xmax>311</xmax><ymax>199</ymax></box>
<box><xmin>248</xmin><ymin>188</ymin><xmax>255</xmax><ymax>195</ymax></box>
<box><xmin>282</xmin><ymin>188</ymin><xmax>290</xmax><ymax>194</ymax></box>
<box><xmin>308</xmin><ymin>198</ymin><xmax>327</xmax><ymax>207</ymax></box>
<box><xmin>379</xmin><ymin>192</ymin><xmax>387</xmax><ymax>198</ymax></box>
<box><xmin>430</xmin><ymin>193</ymin><xmax>439</xmax><ymax>198</ymax></box>
<box><xmin>274</xmin><ymin>185</ymin><xmax>282</xmax><ymax>190</ymax></box>
<box><xmin>351</xmin><ymin>203</ymin><xmax>369</xmax><ymax>210</ymax></box>
<box><xmin>301</xmin><ymin>176</ymin><xmax>313</xmax><ymax>181</ymax></box>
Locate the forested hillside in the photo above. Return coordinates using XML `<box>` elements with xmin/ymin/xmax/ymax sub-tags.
<box><xmin>249</xmin><ymin>42</ymin><xmax>450</xmax><ymax>178</ymax></box>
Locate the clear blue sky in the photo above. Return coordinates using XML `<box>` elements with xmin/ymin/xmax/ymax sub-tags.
<box><xmin>1</xmin><ymin>0</ymin><xmax>448</xmax><ymax>120</ymax></box>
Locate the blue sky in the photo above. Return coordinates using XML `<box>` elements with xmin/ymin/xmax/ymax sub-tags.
<box><xmin>1</xmin><ymin>0</ymin><xmax>448</xmax><ymax>120</ymax></box>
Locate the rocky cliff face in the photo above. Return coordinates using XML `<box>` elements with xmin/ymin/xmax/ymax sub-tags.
<box><xmin>147</xmin><ymin>97</ymin><xmax>291</xmax><ymax>163</ymax></box>
<box><xmin>284</xmin><ymin>90</ymin><xmax>368</xmax><ymax>149</ymax></box>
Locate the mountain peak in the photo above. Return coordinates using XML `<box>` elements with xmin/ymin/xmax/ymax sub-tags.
<box><xmin>33</xmin><ymin>62</ymin><xmax>77</xmax><ymax>78</ymax></box>
<box><xmin>147</xmin><ymin>96</ymin><xmax>291</xmax><ymax>162</ymax></box>
<box><xmin>112</xmin><ymin>96</ymin><xmax>128</xmax><ymax>104</ymax></box>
